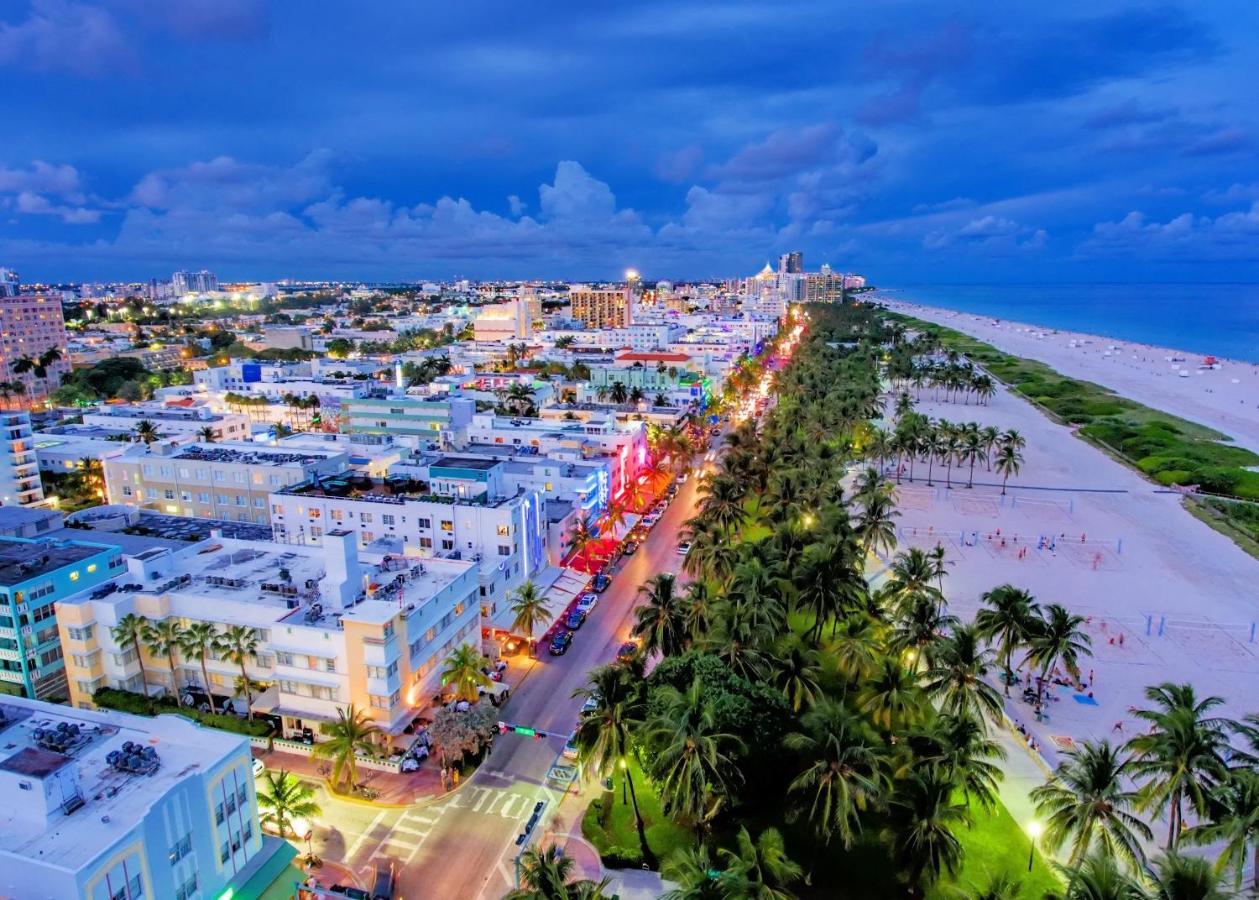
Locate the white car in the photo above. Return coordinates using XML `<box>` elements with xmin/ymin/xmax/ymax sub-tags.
<box><xmin>576</xmin><ymin>593</ymin><xmax>599</xmax><ymax>614</ymax></box>
<box><xmin>563</xmin><ymin>734</ymin><xmax>580</xmax><ymax>760</ymax></box>
<box><xmin>641</xmin><ymin>514</ymin><xmax>660</xmax><ymax>528</ymax></box>
<box><xmin>677</xmin><ymin>473</ymin><xmax>689</xmax><ymax>483</ymax></box>
<box><xmin>676</xmin><ymin>541</ymin><xmax>692</xmax><ymax>555</ymax></box>
<box><xmin>252</xmin><ymin>758</ymin><xmax>265</xmax><ymax>778</ymax></box>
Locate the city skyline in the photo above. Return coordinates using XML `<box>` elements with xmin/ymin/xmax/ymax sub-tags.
<box><xmin>1</xmin><ymin>1</ymin><xmax>1257</xmax><ymax>283</ymax></box>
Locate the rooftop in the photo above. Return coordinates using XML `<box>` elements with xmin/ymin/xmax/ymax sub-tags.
<box><xmin>0</xmin><ymin>537</ymin><xmax>114</xmax><ymax>586</ymax></box>
<box><xmin>168</xmin><ymin>443</ymin><xmax>341</xmax><ymax>467</ymax></box>
<box><xmin>429</xmin><ymin>456</ymin><xmax>499</xmax><ymax>471</ymax></box>
<box><xmin>0</xmin><ymin>697</ymin><xmax>242</xmax><ymax>870</ymax></box>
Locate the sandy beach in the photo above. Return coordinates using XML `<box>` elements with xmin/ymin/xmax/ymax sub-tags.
<box><xmin>883</xmin><ymin>299</ymin><xmax>1259</xmax><ymax>455</ymax></box>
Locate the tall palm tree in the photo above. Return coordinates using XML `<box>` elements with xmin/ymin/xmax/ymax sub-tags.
<box><xmin>632</xmin><ymin>573</ymin><xmax>687</xmax><ymax>658</ymax></box>
<box><xmin>1127</xmin><ymin>683</ymin><xmax>1234</xmax><ymax>850</ymax></box>
<box><xmin>1056</xmin><ymin>852</ymin><xmax>1146</xmax><ymax>899</ymax></box>
<box><xmin>885</xmin><ymin>548</ymin><xmax>943</xmax><ymax>614</ymax></box>
<box><xmin>769</xmin><ymin>633</ymin><xmax>823</xmax><ymax>713</ymax></box>
<box><xmin>506</xmin><ymin>844</ymin><xmax>613</xmax><ymax>900</ymax></box>
<box><xmin>718</xmin><ymin>827</ymin><xmax>803</xmax><ymax>900</ymax></box>
<box><xmin>1185</xmin><ymin>769</ymin><xmax>1259</xmax><ymax>893</ymax></box>
<box><xmin>564</xmin><ymin>514</ymin><xmax>599</xmax><ymax>564</ymax></box>
<box><xmin>143</xmin><ymin>618</ymin><xmax>183</xmax><ymax>695</ymax></box>
<box><xmin>974</xmin><ymin>585</ymin><xmax>1042</xmax><ymax>696</ymax></box>
<box><xmin>994</xmin><ymin>443</ymin><xmax>1024</xmax><ymax>495</ymax></box>
<box><xmin>178</xmin><ymin>621</ymin><xmax>223</xmax><ymax>710</ymax></box>
<box><xmin>508</xmin><ymin>580</ymin><xmax>552</xmax><ymax>641</ymax></box>
<box><xmin>661</xmin><ymin>844</ymin><xmax>728</xmax><ymax>900</ymax></box>
<box><xmin>886</xmin><ymin>771</ymin><xmax>972</xmax><ymax>899</ymax></box>
<box><xmin>256</xmin><ymin>769</ymin><xmax>321</xmax><ymax>839</ymax></box>
<box><xmin>647</xmin><ymin>677</ymin><xmax>744</xmax><ymax>827</ymax></box>
<box><xmin>572</xmin><ymin>666</ymin><xmax>654</xmax><ymax>867</ymax></box>
<box><xmin>609</xmin><ymin>381</ymin><xmax>629</xmax><ymax>405</ymax></box>
<box><xmin>1024</xmin><ymin>603</ymin><xmax>1091</xmax><ymax>709</ymax></box>
<box><xmin>312</xmin><ymin>704</ymin><xmax>381</xmax><ymax>791</ymax></box>
<box><xmin>855</xmin><ymin>492</ymin><xmax>899</xmax><ymax>559</ymax></box>
<box><xmin>196</xmin><ymin>426</ymin><xmax>216</xmax><ymax>442</ymax></box>
<box><xmin>440</xmin><ymin>642</ymin><xmax>491</xmax><ymax>702</ymax></box>
<box><xmin>219</xmin><ymin>624</ymin><xmax>259</xmax><ymax>720</ymax></box>
<box><xmin>860</xmin><ymin>657</ymin><xmax>925</xmax><ymax>731</ymax></box>
<box><xmin>111</xmin><ymin>612</ymin><xmax>151</xmax><ymax>695</ymax></box>
<box><xmin>783</xmin><ymin>698</ymin><xmax>883</xmax><ymax>849</ymax></box>
<box><xmin>926</xmin><ymin>713</ymin><xmax>1007</xmax><ymax>812</ymax></box>
<box><xmin>1031</xmin><ymin>739</ymin><xmax>1153</xmax><ymax>867</ymax></box>
<box><xmin>923</xmin><ymin>625</ymin><xmax>1005</xmax><ymax>728</ymax></box>
<box><xmin>1146</xmin><ymin>852</ymin><xmax>1234</xmax><ymax>900</ymax></box>
<box><xmin>133</xmin><ymin>419</ymin><xmax>160</xmax><ymax>445</ymax></box>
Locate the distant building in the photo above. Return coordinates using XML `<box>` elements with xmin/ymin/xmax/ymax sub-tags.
<box><xmin>778</xmin><ymin>251</ymin><xmax>803</xmax><ymax>274</ymax></box>
<box><xmin>171</xmin><ymin>270</ymin><xmax>219</xmax><ymax>295</ymax></box>
<box><xmin>0</xmin><ymin>294</ymin><xmax>71</xmax><ymax>399</ymax></box>
<box><xmin>805</xmin><ymin>269</ymin><xmax>846</xmax><ymax>304</ymax></box>
<box><xmin>0</xmin><ymin>694</ymin><xmax>285</xmax><ymax>900</ymax></box>
<box><xmin>0</xmin><ymin>411</ymin><xmax>44</xmax><ymax>507</ymax></box>
<box><xmin>473</xmin><ymin>299</ymin><xmax>533</xmax><ymax>342</ymax></box>
<box><xmin>0</xmin><ymin>268</ymin><xmax>18</xmax><ymax>297</ymax></box>
<box><xmin>569</xmin><ymin>285</ymin><xmax>633</xmax><ymax>329</ymax></box>
<box><xmin>80</xmin><ymin>403</ymin><xmax>251</xmax><ymax>442</ymax></box>
<box><xmin>0</xmin><ymin>534</ymin><xmax>123</xmax><ymax>698</ymax></box>
<box><xmin>344</xmin><ymin>394</ymin><xmax>477</xmax><ymax>448</ymax></box>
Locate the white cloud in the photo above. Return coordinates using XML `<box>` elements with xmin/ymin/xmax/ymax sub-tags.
<box><xmin>0</xmin><ymin>0</ymin><xmax>132</xmax><ymax>75</ymax></box>
<box><xmin>14</xmin><ymin>191</ymin><xmax>99</xmax><ymax>223</ymax></box>
<box><xmin>1080</xmin><ymin>205</ymin><xmax>1259</xmax><ymax>259</ymax></box>
<box><xmin>0</xmin><ymin>160</ymin><xmax>84</xmax><ymax>199</ymax></box>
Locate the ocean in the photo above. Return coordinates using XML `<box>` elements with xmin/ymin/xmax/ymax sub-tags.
<box><xmin>876</xmin><ymin>283</ymin><xmax>1259</xmax><ymax>364</ymax></box>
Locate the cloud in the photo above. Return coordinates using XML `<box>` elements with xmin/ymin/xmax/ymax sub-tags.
<box><xmin>537</xmin><ymin>161</ymin><xmax>621</xmax><ymax>222</ymax></box>
<box><xmin>1085</xmin><ymin>99</ymin><xmax>1174</xmax><ymax>130</ymax></box>
<box><xmin>924</xmin><ymin>215</ymin><xmax>1046</xmax><ymax>253</ymax></box>
<box><xmin>709</xmin><ymin>123</ymin><xmax>873</xmax><ymax>185</ymax></box>
<box><xmin>1204</xmin><ymin>183</ymin><xmax>1259</xmax><ymax>205</ymax></box>
<box><xmin>130</xmin><ymin>152</ymin><xmax>334</xmax><ymax>211</ymax></box>
<box><xmin>0</xmin><ymin>0</ymin><xmax>132</xmax><ymax>75</ymax></box>
<box><xmin>507</xmin><ymin>194</ymin><xmax>526</xmax><ymax>216</ymax></box>
<box><xmin>121</xmin><ymin>0</ymin><xmax>268</xmax><ymax>41</ymax></box>
<box><xmin>0</xmin><ymin>160</ymin><xmax>84</xmax><ymax>199</ymax></box>
<box><xmin>13</xmin><ymin>191</ymin><xmax>100</xmax><ymax>223</ymax></box>
<box><xmin>654</xmin><ymin>145</ymin><xmax>703</xmax><ymax>184</ymax></box>
<box><xmin>1081</xmin><ymin>204</ymin><xmax>1259</xmax><ymax>259</ymax></box>
<box><xmin>1181</xmin><ymin>127</ymin><xmax>1251</xmax><ymax>157</ymax></box>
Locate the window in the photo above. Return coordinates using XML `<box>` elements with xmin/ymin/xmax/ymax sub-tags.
<box><xmin>195</xmin><ymin>468</ymin><xmax>208</xmax><ymax>480</ymax></box>
<box><xmin>441</xmin><ymin>539</ymin><xmax>454</xmax><ymax>551</ymax></box>
<box><xmin>146</xmin><ymin>488</ymin><xmax>158</xmax><ymax>499</ymax></box>
<box><xmin>242</xmin><ymin>820</ymin><xmax>252</xmax><ymax>842</ymax></box>
<box><xmin>253</xmin><ymin>497</ymin><xmax>265</xmax><ymax>508</ymax></box>
<box><xmin>496</xmin><ymin>524</ymin><xmax>510</xmax><ymax>536</ymax></box>
<box><xmin>112</xmin><ymin>648</ymin><xmax>138</xmax><ymax>666</ymax></box>
<box><xmin>417</xmin><ymin>517</ymin><xmax>431</xmax><ymax>529</ymax></box>
<box><xmin>360</xmin><ymin>512</ymin><xmax>373</xmax><ymax>524</ymax></box>
<box><xmin>369</xmin><ymin>694</ymin><xmax>390</xmax><ymax>709</ymax></box>
<box><xmin>216</xmin><ymin>494</ymin><xmax>229</xmax><ymax>505</ymax></box>
<box><xmin>238</xmin><ymin>782</ymin><xmax>248</xmax><ymax>806</ymax></box>
<box><xmin>197</xmin><ymin>491</ymin><xmax>210</xmax><ymax>503</ymax></box>
<box><xmin>122</xmin><ymin>485</ymin><xmax>133</xmax><ymax>497</ymax></box>
<box><xmin>382</xmin><ymin>514</ymin><xmax>395</xmax><ymax>526</ymax></box>
<box><xmin>215</xmin><ymin>802</ymin><xmax>225</xmax><ymax>825</ymax></box>
<box><xmin>220</xmin><ymin>840</ymin><xmax>230</xmax><ymax>863</ymax></box>
<box><xmin>498</xmin><ymin>545</ymin><xmax>510</xmax><ymax>556</ymax></box>
<box><xmin>325</xmin><ymin>658</ymin><xmax>336</xmax><ymax>672</ymax></box>
<box><xmin>440</xmin><ymin>519</ymin><xmax>453</xmax><ymax>533</ymax></box>
<box><xmin>169</xmin><ymin>832</ymin><xmax>193</xmax><ymax>864</ymax></box>
<box><xmin>275</xmin><ymin>651</ymin><xmax>293</xmax><ymax>666</ymax></box>
<box><xmin>419</xmin><ymin>537</ymin><xmax>432</xmax><ymax>549</ymax></box>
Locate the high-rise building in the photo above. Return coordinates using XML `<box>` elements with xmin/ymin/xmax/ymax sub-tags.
<box><xmin>569</xmin><ymin>285</ymin><xmax>633</xmax><ymax>329</ymax></box>
<box><xmin>171</xmin><ymin>270</ymin><xmax>219</xmax><ymax>295</ymax></box>
<box><xmin>0</xmin><ymin>410</ymin><xmax>44</xmax><ymax>507</ymax></box>
<box><xmin>0</xmin><ymin>268</ymin><xmax>18</xmax><ymax>297</ymax></box>
<box><xmin>805</xmin><ymin>269</ymin><xmax>846</xmax><ymax>303</ymax></box>
<box><xmin>778</xmin><ymin>251</ymin><xmax>803</xmax><ymax>274</ymax></box>
<box><xmin>0</xmin><ymin>294</ymin><xmax>71</xmax><ymax>399</ymax></box>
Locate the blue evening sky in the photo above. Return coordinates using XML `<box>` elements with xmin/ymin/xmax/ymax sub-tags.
<box><xmin>1</xmin><ymin>1</ymin><xmax>1257</xmax><ymax>282</ymax></box>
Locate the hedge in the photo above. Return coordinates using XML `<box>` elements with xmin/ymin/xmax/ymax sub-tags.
<box><xmin>93</xmin><ymin>687</ymin><xmax>273</xmax><ymax>737</ymax></box>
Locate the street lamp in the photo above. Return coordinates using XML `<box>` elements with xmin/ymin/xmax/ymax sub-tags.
<box><xmin>1026</xmin><ymin>820</ymin><xmax>1043</xmax><ymax>871</ymax></box>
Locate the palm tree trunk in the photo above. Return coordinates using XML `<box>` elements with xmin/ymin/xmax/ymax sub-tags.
<box><xmin>623</xmin><ymin>768</ymin><xmax>657</xmax><ymax>868</ymax></box>
<box><xmin>200</xmin><ymin>655</ymin><xmax>213</xmax><ymax>710</ymax></box>
<box><xmin>1001</xmin><ymin>473</ymin><xmax>1009</xmax><ymax>495</ymax></box>
<box><xmin>134</xmin><ymin>632</ymin><xmax>149</xmax><ymax>695</ymax></box>
<box><xmin>239</xmin><ymin>662</ymin><xmax>254</xmax><ymax>721</ymax></box>
<box><xmin>968</xmin><ymin>458</ymin><xmax>976</xmax><ymax>488</ymax></box>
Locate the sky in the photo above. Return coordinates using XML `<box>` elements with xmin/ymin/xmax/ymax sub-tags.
<box><xmin>1</xmin><ymin>0</ymin><xmax>1258</xmax><ymax>283</ymax></box>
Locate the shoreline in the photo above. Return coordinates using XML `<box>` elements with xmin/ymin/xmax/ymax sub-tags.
<box><xmin>881</xmin><ymin>297</ymin><xmax>1259</xmax><ymax>456</ymax></box>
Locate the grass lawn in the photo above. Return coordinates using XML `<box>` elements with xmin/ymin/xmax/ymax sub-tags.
<box><xmin>929</xmin><ymin>796</ymin><xmax>1060</xmax><ymax>900</ymax></box>
<box><xmin>580</xmin><ymin>759</ymin><xmax>694</xmax><ymax>870</ymax></box>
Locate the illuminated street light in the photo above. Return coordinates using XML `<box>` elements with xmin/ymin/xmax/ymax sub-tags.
<box><xmin>1026</xmin><ymin>820</ymin><xmax>1043</xmax><ymax>871</ymax></box>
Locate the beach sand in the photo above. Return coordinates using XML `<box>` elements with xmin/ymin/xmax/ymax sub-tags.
<box><xmin>884</xmin><ymin>300</ymin><xmax>1259</xmax><ymax>454</ymax></box>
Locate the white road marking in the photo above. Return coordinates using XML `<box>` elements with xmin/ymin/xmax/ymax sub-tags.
<box><xmin>343</xmin><ymin>809</ymin><xmax>388</xmax><ymax>862</ymax></box>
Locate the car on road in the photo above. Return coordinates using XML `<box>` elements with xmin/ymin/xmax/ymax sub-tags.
<box><xmin>591</xmin><ymin>573</ymin><xmax>611</xmax><ymax>593</ymax></box>
<box><xmin>371</xmin><ymin>860</ymin><xmax>398</xmax><ymax>900</ymax></box>
<box><xmin>581</xmin><ymin>694</ymin><xmax>600</xmax><ymax>713</ymax></box>
<box><xmin>252</xmin><ymin>758</ymin><xmax>265</xmax><ymax>778</ymax></box>
<box><xmin>677</xmin><ymin>472</ymin><xmax>689</xmax><ymax>483</ymax></box>
<box><xmin>616</xmin><ymin>640</ymin><xmax>638</xmax><ymax>663</ymax></box>
<box><xmin>549</xmin><ymin>631</ymin><xmax>573</xmax><ymax>655</ymax></box>
<box><xmin>563</xmin><ymin>732</ymin><xmax>580</xmax><ymax>760</ymax></box>
<box><xmin>676</xmin><ymin>541</ymin><xmax>691</xmax><ymax>555</ymax></box>
<box><xmin>622</xmin><ymin>540</ymin><xmax>639</xmax><ymax>555</ymax></box>
<box><xmin>576</xmin><ymin>592</ymin><xmax>598</xmax><ymax>613</ymax></box>
<box><xmin>565</xmin><ymin>609</ymin><xmax>586</xmax><ymax>630</ymax></box>
<box><xmin>641</xmin><ymin>513</ymin><xmax>660</xmax><ymax>528</ymax></box>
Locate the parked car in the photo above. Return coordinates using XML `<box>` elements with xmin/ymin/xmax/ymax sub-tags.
<box><xmin>581</xmin><ymin>695</ymin><xmax>600</xmax><ymax>714</ymax></box>
<box><xmin>622</xmin><ymin>540</ymin><xmax>639</xmax><ymax>555</ymax></box>
<box><xmin>565</xmin><ymin>609</ymin><xmax>587</xmax><ymax>630</ymax></box>
<box><xmin>641</xmin><ymin>514</ymin><xmax>660</xmax><ymax>528</ymax></box>
<box><xmin>549</xmin><ymin>632</ymin><xmax>573</xmax><ymax>655</ymax></box>
<box><xmin>576</xmin><ymin>592</ymin><xmax>599</xmax><ymax>613</ymax></box>
<box><xmin>563</xmin><ymin>733</ymin><xmax>580</xmax><ymax>760</ymax></box>
<box><xmin>591</xmin><ymin>573</ymin><xmax>611</xmax><ymax>593</ymax></box>
<box><xmin>616</xmin><ymin>641</ymin><xmax>639</xmax><ymax>663</ymax></box>
<box><xmin>677</xmin><ymin>472</ymin><xmax>689</xmax><ymax>483</ymax></box>
<box><xmin>676</xmin><ymin>541</ymin><xmax>691</xmax><ymax>555</ymax></box>
<box><xmin>252</xmin><ymin>758</ymin><xmax>265</xmax><ymax>778</ymax></box>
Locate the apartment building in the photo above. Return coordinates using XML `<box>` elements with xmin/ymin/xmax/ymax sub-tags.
<box><xmin>80</xmin><ymin>403</ymin><xmax>251</xmax><ymax>442</ymax></box>
<box><xmin>0</xmin><ymin>294</ymin><xmax>70</xmax><ymax>399</ymax></box>
<box><xmin>104</xmin><ymin>441</ymin><xmax>349</xmax><ymax>523</ymax></box>
<box><xmin>0</xmin><ymin>695</ymin><xmax>282</xmax><ymax>900</ymax></box>
<box><xmin>269</xmin><ymin>472</ymin><xmax>548</xmax><ymax>618</ymax></box>
<box><xmin>343</xmin><ymin>394</ymin><xmax>477</xmax><ymax>447</ymax></box>
<box><xmin>472</xmin><ymin>299</ymin><xmax>533</xmax><ymax>342</ymax></box>
<box><xmin>0</xmin><ymin>535</ymin><xmax>123</xmax><ymax>699</ymax></box>
<box><xmin>0</xmin><ymin>410</ymin><xmax>45</xmax><ymax>506</ymax></box>
<box><xmin>569</xmin><ymin>285</ymin><xmax>632</xmax><ymax>329</ymax></box>
<box><xmin>57</xmin><ymin>531</ymin><xmax>481</xmax><ymax>741</ymax></box>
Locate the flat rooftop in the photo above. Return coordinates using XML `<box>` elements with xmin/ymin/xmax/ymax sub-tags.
<box><xmin>169</xmin><ymin>444</ymin><xmax>340</xmax><ymax>466</ymax></box>
<box><xmin>0</xmin><ymin>538</ymin><xmax>113</xmax><ymax>586</ymax></box>
<box><xmin>429</xmin><ymin>456</ymin><xmax>499</xmax><ymax>471</ymax></box>
<box><xmin>0</xmin><ymin>698</ymin><xmax>242</xmax><ymax>870</ymax></box>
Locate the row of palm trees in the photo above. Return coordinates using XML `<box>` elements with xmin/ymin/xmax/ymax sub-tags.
<box><xmin>8</xmin><ymin>347</ymin><xmax>64</xmax><ymax>404</ymax></box>
<box><xmin>593</xmin><ymin>380</ymin><xmax>670</xmax><ymax>408</ymax></box>
<box><xmin>868</xmin><ymin>413</ymin><xmax>1026</xmax><ymax>493</ymax></box>
<box><xmin>895</xmin><ymin>358</ymin><xmax>998</xmax><ymax>407</ymax></box>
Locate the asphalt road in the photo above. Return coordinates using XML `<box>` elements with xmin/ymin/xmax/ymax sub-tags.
<box><xmin>294</xmin><ymin>462</ymin><xmax>710</xmax><ymax>899</ymax></box>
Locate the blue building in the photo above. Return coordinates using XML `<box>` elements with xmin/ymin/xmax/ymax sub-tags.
<box><xmin>0</xmin><ymin>536</ymin><xmax>123</xmax><ymax>699</ymax></box>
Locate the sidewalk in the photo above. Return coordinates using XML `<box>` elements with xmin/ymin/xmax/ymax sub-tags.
<box><xmin>252</xmin><ymin>744</ymin><xmax>445</xmax><ymax>805</ymax></box>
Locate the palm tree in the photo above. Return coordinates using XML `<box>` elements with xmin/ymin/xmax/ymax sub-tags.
<box><xmin>855</xmin><ymin>492</ymin><xmax>899</xmax><ymax>558</ymax></box>
<box><xmin>143</xmin><ymin>618</ymin><xmax>183</xmax><ymax>695</ymax></box>
<box><xmin>1127</xmin><ymin>683</ymin><xmax>1234</xmax><ymax>850</ymax></box>
<box><xmin>927</xmin><ymin>713</ymin><xmax>1007</xmax><ymax>812</ymax></box>
<box><xmin>783</xmin><ymin>698</ymin><xmax>883</xmax><ymax>849</ymax></box>
<box><xmin>647</xmin><ymin>677</ymin><xmax>744</xmax><ymax>827</ymax></box>
<box><xmin>506</xmin><ymin>844</ymin><xmax>613</xmax><ymax>900</ymax></box>
<box><xmin>256</xmin><ymin>769</ymin><xmax>321</xmax><ymax>839</ymax></box>
<box><xmin>885</xmin><ymin>548</ymin><xmax>943</xmax><ymax>614</ymax></box>
<box><xmin>133</xmin><ymin>419</ymin><xmax>160</xmax><ymax>445</ymax></box>
<box><xmin>994</xmin><ymin>443</ymin><xmax>1023</xmax><ymax>495</ymax></box>
<box><xmin>196</xmin><ymin>426</ymin><xmax>216</xmax><ymax>442</ymax></box>
<box><xmin>178</xmin><ymin>621</ymin><xmax>223</xmax><ymax>710</ymax></box>
<box><xmin>632</xmin><ymin>573</ymin><xmax>687</xmax><ymax>658</ymax></box>
<box><xmin>564</xmin><ymin>514</ymin><xmax>600</xmax><ymax>564</ymax></box>
<box><xmin>923</xmin><ymin>625</ymin><xmax>1004</xmax><ymax>728</ymax></box>
<box><xmin>111</xmin><ymin>612</ymin><xmax>151</xmax><ymax>695</ymax></box>
<box><xmin>1146</xmin><ymin>852</ymin><xmax>1234</xmax><ymax>900</ymax></box>
<box><xmin>860</xmin><ymin>657</ymin><xmax>925</xmax><ymax>731</ymax></box>
<box><xmin>1023</xmin><ymin>603</ymin><xmax>1091</xmax><ymax>710</ymax></box>
<box><xmin>508</xmin><ymin>580</ymin><xmax>552</xmax><ymax>641</ymax></box>
<box><xmin>1185</xmin><ymin>769</ymin><xmax>1259</xmax><ymax>893</ymax></box>
<box><xmin>609</xmin><ymin>381</ymin><xmax>629</xmax><ymax>404</ymax></box>
<box><xmin>961</xmin><ymin>423</ymin><xmax>984</xmax><ymax>488</ymax></box>
<box><xmin>886</xmin><ymin>771</ymin><xmax>972</xmax><ymax>899</ymax></box>
<box><xmin>974</xmin><ymin>585</ymin><xmax>1041</xmax><ymax>696</ymax></box>
<box><xmin>959</xmin><ymin>872</ymin><xmax>1025</xmax><ymax>900</ymax></box>
<box><xmin>769</xmin><ymin>633</ymin><xmax>823</xmax><ymax>713</ymax></box>
<box><xmin>1031</xmin><ymin>739</ymin><xmax>1153</xmax><ymax>867</ymax></box>
<box><xmin>219</xmin><ymin>624</ymin><xmax>259</xmax><ymax>720</ymax></box>
<box><xmin>440</xmin><ymin>642</ymin><xmax>491</xmax><ymax>702</ymax></box>
<box><xmin>661</xmin><ymin>844</ymin><xmax>728</xmax><ymax>900</ymax></box>
<box><xmin>1057</xmin><ymin>852</ymin><xmax>1146</xmax><ymax>899</ymax></box>
<box><xmin>572</xmin><ymin>666</ymin><xmax>654</xmax><ymax>867</ymax></box>
<box><xmin>312</xmin><ymin>704</ymin><xmax>381</xmax><ymax>791</ymax></box>
<box><xmin>717</xmin><ymin>827</ymin><xmax>803</xmax><ymax>900</ymax></box>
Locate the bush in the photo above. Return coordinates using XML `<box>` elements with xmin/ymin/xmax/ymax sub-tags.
<box><xmin>92</xmin><ymin>687</ymin><xmax>272</xmax><ymax>737</ymax></box>
<box><xmin>599</xmin><ymin>845</ymin><xmax>644</xmax><ymax>869</ymax></box>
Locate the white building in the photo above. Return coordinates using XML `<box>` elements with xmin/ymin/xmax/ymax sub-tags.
<box><xmin>58</xmin><ymin>531</ymin><xmax>482</xmax><ymax>742</ymax></box>
<box><xmin>171</xmin><ymin>270</ymin><xmax>218</xmax><ymax>295</ymax></box>
<box><xmin>0</xmin><ymin>694</ymin><xmax>282</xmax><ymax>900</ymax></box>
<box><xmin>80</xmin><ymin>404</ymin><xmax>251</xmax><ymax>442</ymax></box>
<box><xmin>0</xmin><ymin>294</ymin><xmax>71</xmax><ymax>400</ymax></box>
<box><xmin>0</xmin><ymin>411</ymin><xmax>44</xmax><ymax>506</ymax></box>
<box><xmin>472</xmin><ymin>299</ymin><xmax>533</xmax><ymax>342</ymax></box>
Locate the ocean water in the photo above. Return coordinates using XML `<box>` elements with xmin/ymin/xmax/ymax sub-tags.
<box><xmin>877</xmin><ymin>283</ymin><xmax>1259</xmax><ymax>364</ymax></box>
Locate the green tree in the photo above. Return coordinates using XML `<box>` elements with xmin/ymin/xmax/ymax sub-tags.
<box><xmin>313</xmin><ymin>704</ymin><xmax>381</xmax><ymax>791</ymax></box>
<box><xmin>717</xmin><ymin>826</ymin><xmax>803</xmax><ymax>900</ymax></box>
<box><xmin>133</xmin><ymin>419</ymin><xmax>160</xmax><ymax>444</ymax></box>
<box><xmin>508</xmin><ymin>580</ymin><xmax>553</xmax><ymax>641</ymax></box>
<box><xmin>974</xmin><ymin>584</ymin><xmax>1041</xmax><ymax>696</ymax></box>
<box><xmin>632</xmin><ymin>573</ymin><xmax>688</xmax><ymax>658</ymax></box>
<box><xmin>256</xmin><ymin>769</ymin><xmax>321</xmax><ymax>839</ymax></box>
<box><xmin>1023</xmin><ymin>603</ymin><xmax>1091</xmax><ymax>709</ymax></box>
<box><xmin>923</xmin><ymin>624</ymin><xmax>1004</xmax><ymax>728</ymax></box>
<box><xmin>219</xmin><ymin>624</ymin><xmax>259</xmax><ymax>721</ymax></box>
<box><xmin>1185</xmin><ymin>769</ymin><xmax>1259</xmax><ymax>892</ymax></box>
<box><xmin>111</xmin><ymin>613</ymin><xmax>151</xmax><ymax>695</ymax></box>
<box><xmin>505</xmin><ymin>844</ymin><xmax>613</xmax><ymax>900</ymax></box>
<box><xmin>143</xmin><ymin>618</ymin><xmax>183</xmax><ymax>695</ymax></box>
<box><xmin>440</xmin><ymin>642</ymin><xmax>491</xmax><ymax>702</ymax></box>
<box><xmin>177</xmin><ymin>621</ymin><xmax>224</xmax><ymax>710</ymax></box>
<box><xmin>886</xmin><ymin>771</ymin><xmax>972</xmax><ymax>899</ymax></box>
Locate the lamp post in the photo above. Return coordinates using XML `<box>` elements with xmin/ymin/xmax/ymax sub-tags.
<box><xmin>1026</xmin><ymin>821</ymin><xmax>1043</xmax><ymax>872</ymax></box>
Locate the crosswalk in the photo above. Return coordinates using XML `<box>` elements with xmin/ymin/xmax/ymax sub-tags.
<box><xmin>368</xmin><ymin>808</ymin><xmax>444</xmax><ymax>865</ymax></box>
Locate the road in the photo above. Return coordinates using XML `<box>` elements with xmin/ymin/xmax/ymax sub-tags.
<box><xmin>304</xmin><ymin>457</ymin><xmax>712</xmax><ymax>899</ymax></box>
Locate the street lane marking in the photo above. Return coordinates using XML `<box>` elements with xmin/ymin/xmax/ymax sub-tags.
<box><xmin>343</xmin><ymin>809</ymin><xmax>388</xmax><ymax>862</ymax></box>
